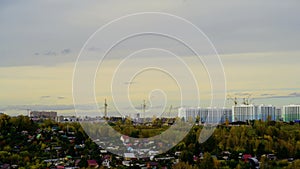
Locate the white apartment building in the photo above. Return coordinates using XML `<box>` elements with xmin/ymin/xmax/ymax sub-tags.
<box><xmin>282</xmin><ymin>105</ymin><xmax>300</xmax><ymax>122</ymax></box>
<box><xmin>178</xmin><ymin>107</ymin><xmax>232</xmax><ymax>124</ymax></box>
<box><xmin>232</xmin><ymin>104</ymin><xmax>259</xmax><ymax>122</ymax></box>
<box><xmin>232</xmin><ymin>104</ymin><xmax>277</xmax><ymax>122</ymax></box>
<box><xmin>260</xmin><ymin>105</ymin><xmax>276</xmax><ymax>121</ymax></box>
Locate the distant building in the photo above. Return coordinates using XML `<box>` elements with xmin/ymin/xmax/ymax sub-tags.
<box><xmin>55</xmin><ymin>115</ymin><xmax>79</xmax><ymax>122</ymax></box>
<box><xmin>232</xmin><ymin>104</ymin><xmax>259</xmax><ymax>122</ymax></box>
<box><xmin>133</xmin><ymin>113</ymin><xmax>143</xmax><ymax>124</ymax></box>
<box><xmin>259</xmin><ymin>105</ymin><xmax>276</xmax><ymax>121</ymax></box>
<box><xmin>178</xmin><ymin>107</ymin><xmax>198</xmax><ymax>122</ymax></box>
<box><xmin>220</xmin><ymin>108</ymin><xmax>233</xmax><ymax>123</ymax></box>
<box><xmin>30</xmin><ymin>111</ymin><xmax>57</xmax><ymax>121</ymax></box>
<box><xmin>276</xmin><ymin>108</ymin><xmax>282</xmax><ymax>121</ymax></box>
<box><xmin>282</xmin><ymin>105</ymin><xmax>300</xmax><ymax>122</ymax></box>
<box><xmin>233</xmin><ymin>104</ymin><xmax>277</xmax><ymax>122</ymax></box>
<box><xmin>178</xmin><ymin>107</ymin><xmax>232</xmax><ymax>124</ymax></box>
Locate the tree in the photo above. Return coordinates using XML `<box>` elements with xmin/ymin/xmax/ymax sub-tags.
<box><xmin>256</xmin><ymin>142</ymin><xmax>265</xmax><ymax>157</ymax></box>
<box><xmin>0</xmin><ymin>151</ymin><xmax>10</xmax><ymax>163</ymax></box>
<box><xmin>0</xmin><ymin>114</ymin><xmax>11</xmax><ymax>134</ymax></box>
<box><xmin>180</xmin><ymin>150</ymin><xmax>194</xmax><ymax>164</ymax></box>
<box><xmin>277</xmin><ymin>146</ymin><xmax>289</xmax><ymax>159</ymax></box>
<box><xmin>285</xmin><ymin>159</ymin><xmax>300</xmax><ymax>169</ymax></box>
<box><xmin>201</xmin><ymin>135</ymin><xmax>217</xmax><ymax>152</ymax></box>
<box><xmin>199</xmin><ymin>152</ymin><xmax>215</xmax><ymax>169</ymax></box>
<box><xmin>225</xmin><ymin>118</ymin><xmax>229</xmax><ymax>126</ymax></box>
<box><xmin>173</xmin><ymin>162</ymin><xmax>197</xmax><ymax>169</ymax></box>
<box><xmin>176</xmin><ymin>142</ymin><xmax>186</xmax><ymax>151</ymax></box>
<box><xmin>196</xmin><ymin>116</ymin><xmax>200</xmax><ymax>124</ymax></box>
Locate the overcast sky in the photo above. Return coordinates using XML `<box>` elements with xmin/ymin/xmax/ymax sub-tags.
<box><xmin>1</xmin><ymin>0</ymin><xmax>300</xmax><ymax>116</ymax></box>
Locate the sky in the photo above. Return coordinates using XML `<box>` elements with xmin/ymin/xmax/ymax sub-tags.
<box><xmin>1</xmin><ymin>0</ymin><xmax>300</xmax><ymax>116</ymax></box>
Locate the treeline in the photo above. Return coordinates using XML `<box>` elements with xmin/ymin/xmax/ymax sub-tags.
<box><xmin>110</xmin><ymin>118</ymin><xmax>300</xmax><ymax>160</ymax></box>
<box><xmin>168</xmin><ymin>120</ymin><xmax>300</xmax><ymax>169</ymax></box>
<box><xmin>0</xmin><ymin>114</ymin><xmax>97</xmax><ymax>168</ymax></box>
<box><xmin>1</xmin><ymin>114</ymin><xmax>300</xmax><ymax>168</ymax></box>
<box><xmin>79</xmin><ymin>117</ymin><xmax>300</xmax><ymax>168</ymax></box>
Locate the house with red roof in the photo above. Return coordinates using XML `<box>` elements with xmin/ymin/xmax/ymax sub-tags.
<box><xmin>87</xmin><ymin>160</ymin><xmax>99</xmax><ymax>168</ymax></box>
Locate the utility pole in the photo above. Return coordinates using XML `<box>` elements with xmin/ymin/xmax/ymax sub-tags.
<box><xmin>143</xmin><ymin>100</ymin><xmax>146</xmax><ymax>118</ymax></box>
<box><xmin>168</xmin><ymin>105</ymin><xmax>173</xmax><ymax>117</ymax></box>
<box><xmin>104</xmin><ymin>98</ymin><xmax>108</xmax><ymax>118</ymax></box>
<box><xmin>26</xmin><ymin>109</ymin><xmax>31</xmax><ymax>117</ymax></box>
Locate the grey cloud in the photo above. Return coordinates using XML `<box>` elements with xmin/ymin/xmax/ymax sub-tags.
<box><xmin>289</xmin><ymin>92</ymin><xmax>300</xmax><ymax>97</ymax></box>
<box><xmin>234</xmin><ymin>93</ymin><xmax>251</xmax><ymax>96</ymax></box>
<box><xmin>1</xmin><ymin>1</ymin><xmax>300</xmax><ymax>67</ymax></box>
<box><xmin>44</xmin><ymin>51</ymin><xmax>57</xmax><ymax>56</ymax></box>
<box><xmin>40</xmin><ymin>95</ymin><xmax>51</xmax><ymax>99</ymax></box>
<box><xmin>40</xmin><ymin>96</ymin><xmax>67</xmax><ymax>100</ymax></box>
<box><xmin>88</xmin><ymin>47</ymin><xmax>102</xmax><ymax>51</ymax></box>
<box><xmin>61</xmin><ymin>48</ymin><xmax>71</xmax><ymax>55</ymax></box>
<box><xmin>257</xmin><ymin>92</ymin><xmax>300</xmax><ymax>99</ymax></box>
<box><xmin>123</xmin><ymin>81</ymin><xmax>137</xmax><ymax>85</ymax></box>
<box><xmin>36</xmin><ymin>48</ymin><xmax>71</xmax><ymax>56</ymax></box>
<box><xmin>263</xmin><ymin>95</ymin><xmax>290</xmax><ymax>99</ymax></box>
<box><xmin>0</xmin><ymin>104</ymin><xmax>74</xmax><ymax>111</ymax></box>
<box><xmin>133</xmin><ymin>105</ymin><xmax>165</xmax><ymax>110</ymax></box>
<box><xmin>260</xmin><ymin>93</ymin><xmax>275</xmax><ymax>96</ymax></box>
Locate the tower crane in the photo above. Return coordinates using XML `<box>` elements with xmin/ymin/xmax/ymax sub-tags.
<box><xmin>243</xmin><ymin>94</ymin><xmax>252</xmax><ymax>105</ymax></box>
<box><xmin>140</xmin><ymin>100</ymin><xmax>146</xmax><ymax>119</ymax></box>
<box><xmin>227</xmin><ymin>95</ymin><xmax>238</xmax><ymax>106</ymax></box>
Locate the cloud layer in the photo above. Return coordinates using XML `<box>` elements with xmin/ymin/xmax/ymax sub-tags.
<box><xmin>1</xmin><ymin>1</ymin><xmax>300</xmax><ymax>115</ymax></box>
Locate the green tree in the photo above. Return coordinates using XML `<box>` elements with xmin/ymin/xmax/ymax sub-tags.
<box><xmin>284</xmin><ymin>159</ymin><xmax>300</xmax><ymax>169</ymax></box>
<box><xmin>180</xmin><ymin>150</ymin><xmax>194</xmax><ymax>164</ymax></box>
<box><xmin>199</xmin><ymin>152</ymin><xmax>215</xmax><ymax>169</ymax></box>
<box><xmin>173</xmin><ymin>162</ymin><xmax>197</xmax><ymax>169</ymax></box>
